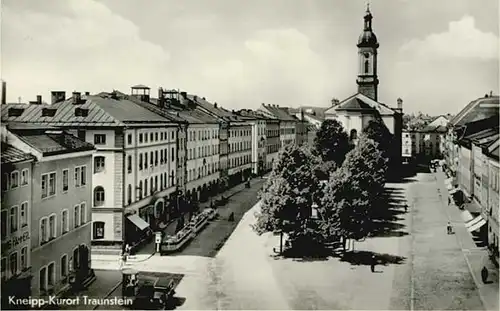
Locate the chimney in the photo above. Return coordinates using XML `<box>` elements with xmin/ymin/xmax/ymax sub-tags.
<box><xmin>485</xmin><ymin>94</ymin><xmax>489</xmax><ymax>98</ymax></box>
<box><xmin>72</xmin><ymin>92</ymin><xmax>81</xmax><ymax>104</ymax></box>
<box><xmin>158</xmin><ymin>87</ymin><xmax>164</xmax><ymax>108</ymax></box>
<box><xmin>180</xmin><ymin>92</ymin><xmax>187</xmax><ymax>99</ymax></box>
<box><xmin>194</xmin><ymin>95</ymin><xmax>198</xmax><ymax>102</ymax></box>
<box><xmin>490</xmin><ymin>90</ymin><xmax>493</xmax><ymax>97</ymax></box>
<box><xmin>51</xmin><ymin>91</ymin><xmax>66</xmax><ymax>104</ymax></box>
<box><xmin>37</xmin><ymin>95</ymin><xmax>42</xmax><ymax>105</ymax></box>
<box><xmin>397</xmin><ymin>98</ymin><xmax>403</xmax><ymax>109</ymax></box>
<box><xmin>202</xmin><ymin>97</ymin><xmax>206</xmax><ymax>100</ymax></box>
<box><xmin>85</xmin><ymin>91</ymin><xmax>90</xmax><ymax>96</ymax></box>
<box><xmin>214</xmin><ymin>102</ymin><xmax>218</xmax><ymax>108</ymax></box>
<box><xmin>1</xmin><ymin>81</ymin><xmax>6</xmax><ymax>105</ymax></box>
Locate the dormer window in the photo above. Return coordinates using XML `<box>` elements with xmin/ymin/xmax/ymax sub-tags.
<box><xmin>8</xmin><ymin>108</ymin><xmax>24</xmax><ymax>117</ymax></box>
<box><xmin>75</xmin><ymin>108</ymin><xmax>89</xmax><ymax>117</ymax></box>
<box><xmin>42</xmin><ymin>108</ymin><xmax>57</xmax><ymax>117</ymax></box>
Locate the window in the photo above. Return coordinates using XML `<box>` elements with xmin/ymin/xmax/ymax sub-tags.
<box><xmin>21</xmin><ymin>169</ymin><xmax>29</xmax><ymax>186</ymax></box>
<box><xmin>150</xmin><ymin>151</ymin><xmax>153</xmax><ymax>166</ymax></box>
<box><xmin>39</xmin><ymin>267</ymin><xmax>47</xmax><ymax>292</ymax></box>
<box><xmin>49</xmin><ymin>214</ymin><xmax>56</xmax><ymax>239</ymax></box>
<box><xmin>155</xmin><ymin>132</ymin><xmax>158</xmax><ymax>141</ymax></box>
<box><xmin>74</xmin><ymin>205</ymin><xmax>81</xmax><ymax>228</ymax></box>
<box><xmin>93</xmin><ymin>186</ymin><xmax>105</xmax><ymax>207</ymax></box>
<box><xmin>138</xmin><ymin>181</ymin><xmax>143</xmax><ymax>200</ymax></box>
<box><xmin>127</xmin><ymin>184</ymin><xmax>132</xmax><ymax>204</ymax></box>
<box><xmin>74</xmin><ymin>167</ymin><xmax>80</xmax><ymax>187</ymax></box>
<box><xmin>127</xmin><ymin>155</ymin><xmax>132</xmax><ymax>173</ymax></box>
<box><xmin>139</xmin><ymin>133</ymin><xmax>143</xmax><ymax>143</ymax></box>
<box><xmin>93</xmin><ymin>221</ymin><xmax>105</xmax><ymax>239</ymax></box>
<box><xmin>80</xmin><ymin>202</ymin><xmax>86</xmax><ymax>224</ymax></box>
<box><xmin>154</xmin><ymin>151</ymin><xmax>158</xmax><ymax>166</ymax></box>
<box><xmin>10</xmin><ymin>206</ymin><xmax>18</xmax><ymax>233</ymax></box>
<box><xmin>2</xmin><ymin>173</ymin><xmax>9</xmax><ymax>191</ymax></box>
<box><xmin>47</xmin><ymin>262</ymin><xmax>55</xmax><ymax>287</ymax></box>
<box><xmin>10</xmin><ymin>171</ymin><xmax>19</xmax><ymax>189</ymax></box>
<box><xmin>144</xmin><ymin>179</ymin><xmax>148</xmax><ymax>197</ymax></box>
<box><xmin>9</xmin><ymin>252</ymin><xmax>17</xmax><ymax>276</ymax></box>
<box><xmin>61</xmin><ymin>209</ymin><xmax>69</xmax><ymax>234</ymax></box>
<box><xmin>48</xmin><ymin>172</ymin><xmax>56</xmax><ymax>196</ymax></box>
<box><xmin>171</xmin><ymin>147</ymin><xmax>175</xmax><ymax>161</ymax></box>
<box><xmin>127</xmin><ymin>134</ymin><xmax>132</xmax><ymax>145</ymax></box>
<box><xmin>62</xmin><ymin>169</ymin><xmax>69</xmax><ymax>192</ymax></box>
<box><xmin>40</xmin><ymin>217</ymin><xmax>48</xmax><ymax>244</ymax></box>
<box><xmin>20</xmin><ymin>247</ymin><xmax>27</xmax><ymax>270</ymax></box>
<box><xmin>1</xmin><ymin>210</ymin><xmax>7</xmax><ymax>240</ymax></box>
<box><xmin>144</xmin><ymin>153</ymin><xmax>148</xmax><ymax>168</ymax></box>
<box><xmin>150</xmin><ymin>177</ymin><xmax>154</xmax><ymax>195</ymax></box>
<box><xmin>81</xmin><ymin>166</ymin><xmax>87</xmax><ymax>186</ymax></box>
<box><xmin>144</xmin><ymin>133</ymin><xmax>148</xmax><ymax>143</ymax></box>
<box><xmin>94</xmin><ymin>156</ymin><xmax>105</xmax><ymax>173</ymax></box>
<box><xmin>171</xmin><ymin>131</ymin><xmax>175</xmax><ymax>140</ymax></box>
<box><xmin>94</xmin><ymin>134</ymin><xmax>106</xmax><ymax>145</ymax></box>
<box><xmin>139</xmin><ymin>153</ymin><xmax>143</xmax><ymax>170</ymax></box>
<box><xmin>20</xmin><ymin>202</ymin><xmax>28</xmax><ymax>227</ymax></box>
<box><xmin>60</xmin><ymin>255</ymin><xmax>68</xmax><ymax>278</ymax></box>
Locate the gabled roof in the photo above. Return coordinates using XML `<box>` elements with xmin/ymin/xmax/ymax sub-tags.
<box><xmin>9</xmin><ymin>128</ymin><xmax>95</xmax><ymax>157</ymax></box>
<box><xmin>235</xmin><ymin>109</ymin><xmax>269</xmax><ymax>120</ymax></box>
<box><xmin>457</xmin><ymin>115</ymin><xmax>499</xmax><ymax>141</ymax></box>
<box><xmin>325</xmin><ymin>92</ymin><xmax>397</xmax><ymax>116</ymax></box>
<box><xmin>259</xmin><ymin>104</ymin><xmax>297</xmax><ymax>121</ymax></box>
<box><xmin>1</xmin><ymin>143</ymin><xmax>36</xmax><ymax>165</ymax></box>
<box><xmin>450</xmin><ymin>95</ymin><xmax>499</xmax><ymax>127</ymax></box>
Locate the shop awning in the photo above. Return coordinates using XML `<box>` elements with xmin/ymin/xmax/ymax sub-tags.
<box><xmin>467</xmin><ymin>216</ymin><xmax>486</xmax><ymax>232</ymax></box>
<box><xmin>127</xmin><ymin>214</ymin><xmax>150</xmax><ymax>231</ymax></box>
<box><xmin>461</xmin><ymin>210</ymin><xmax>474</xmax><ymax>222</ymax></box>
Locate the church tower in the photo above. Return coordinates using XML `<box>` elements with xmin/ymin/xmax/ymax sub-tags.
<box><xmin>356</xmin><ymin>4</ymin><xmax>379</xmax><ymax>101</ymax></box>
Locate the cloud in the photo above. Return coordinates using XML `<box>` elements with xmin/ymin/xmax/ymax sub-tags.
<box><xmin>399</xmin><ymin>16</ymin><xmax>499</xmax><ymax>60</ymax></box>
<box><xmin>185</xmin><ymin>28</ymin><xmax>347</xmax><ymax>109</ymax></box>
<box><xmin>2</xmin><ymin>0</ymin><xmax>170</xmax><ymax>102</ymax></box>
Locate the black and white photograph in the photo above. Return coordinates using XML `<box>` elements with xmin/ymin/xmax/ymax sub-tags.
<box><xmin>1</xmin><ymin>0</ymin><xmax>499</xmax><ymax>310</ymax></box>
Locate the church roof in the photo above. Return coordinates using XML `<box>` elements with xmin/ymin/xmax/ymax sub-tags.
<box><xmin>325</xmin><ymin>93</ymin><xmax>396</xmax><ymax>116</ymax></box>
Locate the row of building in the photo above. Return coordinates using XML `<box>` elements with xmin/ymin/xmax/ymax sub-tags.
<box><xmin>442</xmin><ymin>94</ymin><xmax>499</xmax><ymax>264</ymax></box>
<box><xmin>0</xmin><ymin>6</ymin><xmax>408</xmax><ymax>302</ymax></box>
<box><xmin>0</xmin><ymin>83</ymin><xmax>320</xmax><ymax>301</ymax></box>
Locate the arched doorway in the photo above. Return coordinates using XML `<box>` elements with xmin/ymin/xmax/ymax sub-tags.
<box><xmin>154</xmin><ymin>198</ymin><xmax>165</xmax><ymax>225</ymax></box>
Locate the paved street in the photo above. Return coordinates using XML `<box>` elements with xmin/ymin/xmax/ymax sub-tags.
<box><xmin>87</xmin><ymin>171</ymin><xmax>498</xmax><ymax>310</ymax></box>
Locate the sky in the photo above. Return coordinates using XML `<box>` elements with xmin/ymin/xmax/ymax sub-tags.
<box><xmin>1</xmin><ymin>0</ymin><xmax>498</xmax><ymax>115</ymax></box>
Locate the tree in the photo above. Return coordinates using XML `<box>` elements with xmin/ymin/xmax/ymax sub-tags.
<box><xmin>319</xmin><ymin>134</ymin><xmax>388</xmax><ymax>250</ymax></box>
<box><xmin>313</xmin><ymin>119</ymin><xmax>350</xmax><ymax>170</ymax></box>
<box><xmin>363</xmin><ymin>117</ymin><xmax>394</xmax><ymax>159</ymax></box>
<box><xmin>253</xmin><ymin>144</ymin><xmax>322</xmax><ymax>255</ymax></box>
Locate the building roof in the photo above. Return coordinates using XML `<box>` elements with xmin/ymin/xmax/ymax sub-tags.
<box><xmin>89</xmin><ymin>93</ymin><xmax>173</xmax><ymax>124</ymax></box>
<box><xmin>235</xmin><ymin>109</ymin><xmax>270</xmax><ymax>120</ymax></box>
<box><xmin>259</xmin><ymin>104</ymin><xmax>297</xmax><ymax>121</ymax></box>
<box><xmin>9</xmin><ymin>128</ymin><xmax>95</xmax><ymax>156</ymax></box>
<box><xmin>1</xmin><ymin>92</ymin><xmax>177</xmax><ymax>127</ymax></box>
<box><xmin>131</xmin><ymin>84</ymin><xmax>150</xmax><ymax>89</ymax></box>
<box><xmin>325</xmin><ymin>93</ymin><xmax>396</xmax><ymax>116</ymax></box>
<box><xmin>1</xmin><ymin>143</ymin><xmax>36</xmax><ymax>165</ymax></box>
<box><xmin>457</xmin><ymin>115</ymin><xmax>499</xmax><ymax>141</ymax></box>
<box><xmin>450</xmin><ymin>95</ymin><xmax>499</xmax><ymax>127</ymax></box>
<box><xmin>422</xmin><ymin>115</ymin><xmax>449</xmax><ymax>132</ymax></box>
<box><xmin>187</xmin><ymin>95</ymin><xmax>242</xmax><ymax>122</ymax></box>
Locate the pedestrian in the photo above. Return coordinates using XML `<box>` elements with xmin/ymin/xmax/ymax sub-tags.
<box><xmin>481</xmin><ymin>266</ymin><xmax>488</xmax><ymax>283</ymax></box>
<box><xmin>446</xmin><ymin>222</ymin><xmax>452</xmax><ymax>234</ymax></box>
<box><xmin>370</xmin><ymin>254</ymin><xmax>376</xmax><ymax>273</ymax></box>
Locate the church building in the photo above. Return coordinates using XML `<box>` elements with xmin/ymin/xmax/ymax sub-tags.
<box><xmin>325</xmin><ymin>5</ymin><xmax>403</xmax><ymax>165</ymax></box>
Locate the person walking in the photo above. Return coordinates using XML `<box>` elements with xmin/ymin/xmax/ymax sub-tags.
<box><xmin>447</xmin><ymin>222</ymin><xmax>452</xmax><ymax>234</ymax></box>
<box><xmin>481</xmin><ymin>266</ymin><xmax>489</xmax><ymax>283</ymax></box>
<box><xmin>370</xmin><ymin>254</ymin><xmax>376</xmax><ymax>273</ymax></box>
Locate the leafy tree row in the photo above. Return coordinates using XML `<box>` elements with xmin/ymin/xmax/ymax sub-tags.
<box><xmin>253</xmin><ymin>117</ymin><xmax>391</xmax><ymax>256</ymax></box>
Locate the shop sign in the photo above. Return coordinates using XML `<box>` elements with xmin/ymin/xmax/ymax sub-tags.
<box><xmin>2</xmin><ymin>231</ymin><xmax>30</xmax><ymax>252</ymax></box>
